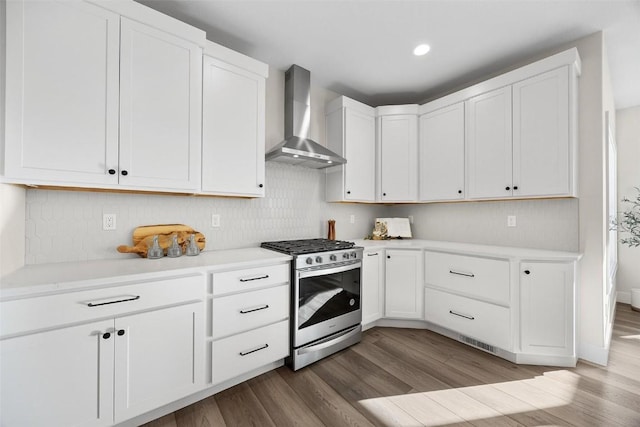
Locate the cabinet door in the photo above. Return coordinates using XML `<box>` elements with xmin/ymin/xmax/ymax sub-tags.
<box><xmin>379</xmin><ymin>115</ymin><xmax>418</xmax><ymax>201</ymax></box>
<box><xmin>513</xmin><ymin>67</ymin><xmax>570</xmax><ymax>197</ymax></box>
<box><xmin>362</xmin><ymin>250</ymin><xmax>384</xmax><ymax>325</ymax></box>
<box><xmin>4</xmin><ymin>0</ymin><xmax>120</xmax><ymax>185</ymax></box>
<box><xmin>520</xmin><ymin>262</ymin><xmax>574</xmax><ymax>356</ymax></box>
<box><xmin>385</xmin><ymin>250</ymin><xmax>423</xmax><ymax>319</ymax></box>
<box><xmin>419</xmin><ymin>103</ymin><xmax>465</xmax><ymax>201</ymax></box>
<box><xmin>114</xmin><ymin>302</ymin><xmax>204</xmax><ymax>423</ymax></box>
<box><xmin>119</xmin><ymin>18</ymin><xmax>202</xmax><ymax>191</ymax></box>
<box><xmin>466</xmin><ymin>86</ymin><xmax>513</xmax><ymax>199</ymax></box>
<box><xmin>202</xmin><ymin>56</ymin><xmax>266</xmax><ymax>197</ymax></box>
<box><xmin>0</xmin><ymin>320</ymin><xmax>114</xmax><ymax>427</ymax></box>
<box><xmin>344</xmin><ymin>108</ymin><xmax>376</xmax><ymax>201</ymax></box>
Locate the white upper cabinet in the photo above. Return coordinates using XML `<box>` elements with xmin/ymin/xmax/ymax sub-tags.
<box><xmin>419</xmin><ymin>102</ymin><xmax>465</xmax><ymax>201</ymax></box>
<box><xmin>118</xmin><ymin>18</ymin><xmax>202</xmax><ymax>191</ymax></box>
<box><xmin>4</xmin><ymin>0</ymin><xmax>121</xmax><ymax>185</ymax></box>
<box><xmin>377</xmin><ymin>106</ymin><xmax>418</xmax><ymax>202</ymax></box>
<box><xmin>326</xmin><ymin>96</ymin><xmax>376</xmax><ymax>202</ymax></box>
<box><xmin>3</xmin><ymin>0</ymin><xmax>205</xmax><ymax>192</ymax></box>
<box><xmin>513</xmin><ymin>67</ymin><xmax>573</xmax><ymax>197</ymax></box>
<box><xmin>466</xmin><ymin>86</ymin><xmax>513</xmax><ymax>199</ymax></box>
<box><xmin>201</xmin><ymin>49</ymin><xmax>268</xmax><ymax>197</ymax></box>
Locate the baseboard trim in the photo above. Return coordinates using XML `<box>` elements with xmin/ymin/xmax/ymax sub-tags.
<box><xmin>617</xmin><ymin>290</ymin><xmax>631</xmax><ymax>304</ymax></box>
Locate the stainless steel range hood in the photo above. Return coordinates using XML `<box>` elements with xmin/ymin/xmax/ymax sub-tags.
<box><xmin>265</xmin><ymin>65</ymin><xmax>346</xmax><ymax>169</ymax></box>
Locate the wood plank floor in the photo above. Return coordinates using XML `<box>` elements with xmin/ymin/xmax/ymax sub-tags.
<box><xmin>145</xmin><ymin>303</ymin><xmax>640</xmax><ymax>427</ymax></box>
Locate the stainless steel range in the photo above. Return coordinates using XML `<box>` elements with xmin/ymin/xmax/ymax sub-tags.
<box><xmin>261</xmin><ymin>239</ymin><xmax>363</xmax><ymax>370</ymax></box>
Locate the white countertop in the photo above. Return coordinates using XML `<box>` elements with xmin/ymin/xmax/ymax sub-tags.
<box><xmin>0</xmin><ymin>248</ymin><xmax>291</xmax><ymax>300</ymax></box>
<box><xmin>353</xmin><ymin>239</ymin><xmax>582</xmax><ymax>262</ymax></box>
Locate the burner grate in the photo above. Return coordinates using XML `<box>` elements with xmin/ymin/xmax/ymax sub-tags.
<box><xmin>261</xmin><ymin>238</ymin><xmax>355</xmax><ymax>255</ymax></box>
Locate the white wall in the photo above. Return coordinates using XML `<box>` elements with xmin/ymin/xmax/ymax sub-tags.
<box><xmin>389</xmin><ymin>199</ymin><xmax>578</xmax><ymax>252</ymax></box>
<box><xmin>616</xmin><ymin>105</ymin><xmax>640</xmax><ymax>303</ymax></box>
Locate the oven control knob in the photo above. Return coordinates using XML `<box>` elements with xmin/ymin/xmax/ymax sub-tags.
<box><xmin>342</xmin><ymin>253</ymin><xmax>349</xmax><ymax>260</ymax></box>
<box><xmin>330</xmin><ymin>254</ymin><xmax>337</xmax><ymax>261</ymax></box>
<box><xmin>306</xmin><ymin>257</ymin><xmax>313</xmax><ymax>265</ymax></box>
<box><xmin>350</xmin><ymin>251</ymin><xmax>357</xmax><ymax>259</ymax></box>
<box><xmin>316</xmin><ymin>256</ymin><xmax>323</xmax><ymax>264</ymax></box>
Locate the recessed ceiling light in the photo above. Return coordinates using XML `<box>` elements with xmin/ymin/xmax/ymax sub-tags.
<box><xmin>413</xmin><ymin>44</ymin><xmax>431</xmax><ymax>56</ymax></box>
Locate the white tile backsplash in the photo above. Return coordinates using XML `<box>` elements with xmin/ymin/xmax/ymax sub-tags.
<box><xmin>24</xmin><ymin>163</ymin><xmax>386</xmax><ymax>264</ymax></box>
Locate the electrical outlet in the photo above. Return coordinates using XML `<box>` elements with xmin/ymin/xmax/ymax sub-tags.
<box><xmin>507</xmin><ymin>215</ymin><xmax>517</xmax><ymax>227</ymax></box>
<box><xmin>349</xmin><ymin>214</ymin><xmax>355</xmax><ymax>224</ymax></box>
<box><xmin>409</xmin><ymin>215</ymin><xmax>414</xmax><ymax>224</ymax></box>
<box><xmin>211</xmin><ymin>214</ymin><xmax>220</xmax><ymax>228</ymax></box>
<box><xmin>103</xmin><ymin>214</ymin><xmax>116</xmax><ymax>230</ymax></box>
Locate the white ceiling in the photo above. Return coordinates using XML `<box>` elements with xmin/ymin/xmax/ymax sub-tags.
<box><xmin>138</xmin><ymin>0</ymin><xmax>640</xmax><ymax>109</ymax></box>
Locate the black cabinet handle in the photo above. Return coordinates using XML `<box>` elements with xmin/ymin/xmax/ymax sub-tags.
<box><xmin>505</xmin><ymin>186</ymin><xmax>511</xmax><ymax>191</ymax></box>
<box><xmin>513</xmin><ymin>186</ymin><xmax>518</xmax><ymax>190</ymax></box>
<box><xmin>449</xmin><ymin>310</ymin><xmax>475</xmax><ymax>320</ymax></box>
<box><xmin>387</xmin><ymin>255</ymin><xmax>390</xmax><ymax>259</ymax></box>
<box><xmin>240</xmin><ymin>304</ymin><xmax>269</xmax><ymax>314</ymax></box>
<box><xmin>239</xmin><ymin>343</ymin><xmax>269</xmax><ymax>356</ymax></box>
<box><xmin>87</xmin><ymin>295</ymin><xmax>140</xmax><ymax>307</ymax></box>
<box><xmin>102</xmin><ymin>332</ymin><xmax>111</xmax><ymax>340</ymax></box>
<box><xmin>121</xmin><ymin>170</ymin><xmax>128</xmax><ymax>176</ymax></box>
<box><xmin>383</xmin><ymin>192</ymin><xmax>387</xmax><ymax>196</ymax></box>
<box><xmin>524</xmin><ymin>270</ymin><xmax>531</xmax><ymax>275</ymax></box>
<box><xmin>108</xmin><ymin>169</ymin><xmax>116</xmax><ymax>175</ymax></box>
<box><xmin>239</xmin><ymin>274</ymin><xmax>269</xmax><ymax>283</ymax></box>
<box><xmin>449</xmin><ymin>270</ymin><xmax>475</xmax><ymax>278</ymax></box>
<box><xmin>458</xmin><ymin>190</ymin><xmax>462</xmax><ymax>194</ymax></box>
<box><xmin>117</xmin><ymin>329</ymin><xmax>126</xmax><ymax>336</ymax></box>
<box><xmin>258</xmin><ymin>184</ymin><xmax>263</xmax><ymax>188</ymax></box>
<box><xmin>346</xmin><ymin>190</ymin><xmax>351</xmax><ymax>194</ymax></box>
<box><xmin>367</xmin><ymin>253</ymin><xmax>379</xmax><ymax>256</ymax></box>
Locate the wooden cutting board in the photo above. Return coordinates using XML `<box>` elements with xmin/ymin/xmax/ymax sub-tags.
<box><xmin>118</xmin><ymin>224</ymin><xmax>206</xmax><ymax>258</ymax></box>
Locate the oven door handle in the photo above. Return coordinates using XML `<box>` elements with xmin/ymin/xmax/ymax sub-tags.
<box><xmin>297</xmin><ymin>325</ymin><xmax>361</xmax><ymax>355</ymax></box>
<box><xmin>298</xmin><ymin>261</ymin><xmax>361</xmax><ymax>279</ymax></box>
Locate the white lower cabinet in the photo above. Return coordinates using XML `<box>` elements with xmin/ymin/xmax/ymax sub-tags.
<box><xmin>385</xmin><ymin>250</ymin><xmax>423</xmax><ymax>319</ymax></box>
<box><xmin>0</xmin><ymin>275</ymin><xmax>205</xmax><ymax>427</ymax></box>
<box><xmin>212</xmin><ymin>320</ymin><xmax>289</xmax><ymax>385</ymax></box>
<box><xmin>362</xmin><ymin>249</ymin><xmax>384</xmax><ymax>326</ymax></box>
<box><xmin>210</xmin><ymin>263</ymin><xmax>290</xmax><ymax>386</ymax></box>
<box><xmin>0</xmin><ymin>319</ymin><xmax>114</xmax><ymax>427</ymax></box>
<box><xmin>519</xmin><ymin>261</ymin><xmax>575</xmax><ymax>358</ymax></box>
<box><xmin>424</xmin><ymin>288</ymin><xmax>510</xmax><ymax>351</ymax></box>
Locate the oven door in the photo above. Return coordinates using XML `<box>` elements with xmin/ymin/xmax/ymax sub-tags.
<box><xmin>293</xmin><ymin>261</ymin><xmax>362</xmax><ymax>348</ymax></box>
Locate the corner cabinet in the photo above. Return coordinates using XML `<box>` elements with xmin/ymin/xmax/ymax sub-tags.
<box><xmin>419</xmin><ymin>102</ymin><xmax>465</xmax><ymax>201</ymax></box>
<box><xmin>362</xmin><ymin>249</ymin><xmax>384</xmax><ymax>326</ymax></box>
<box><xmin>518</xmin><ymin>261</ymin><xmax>575</xmax><ymax>363</ymax></box>
<box><xmin>377</xmin><ymin>105</ymin><xmax>419</xmax><ymax>202</ymax></box>
<box><xmin>201</xmin><ymin>44</ymin><xmax>268</xmax><ymax>197</ymax></box>
<box><xmin>3</xmin><ymin>0</ymin><xmax>205</xmax><ymax>192</ymax></box>
<box><xmin>325</xmin><ymin>96</ymin><xmax>377</xmax><ymax>202</ymax></box>
<box><xmin>385</xmin><ymin>249</ymin><xmax>423</xmax><ymax>319</ymax></box>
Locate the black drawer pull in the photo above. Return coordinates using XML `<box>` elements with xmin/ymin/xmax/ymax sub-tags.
<box><xmin>87</xmin><ymin>295</ymin><xmax>140</xmax><ymax>307</ymax></box>
<box><xmin>239</xmin><ymin>275</ymin><xmax>269</xmax><ymax>282</ymax></box>
<box><xmin>240</xmin><ymin>304</ymin><xmax>269</xmax><ymax>314</ymax></box>
<box><xmin>449</xmin><ymin>310</ymin><xmax>475</xmax><ymax>320</ymax></box>
<box><xmin>449</xmin><ymin>270</ymin><xmax>475</xmax><ymax>278</ymax></box>
<box><xmin>367</xmin><ymin>253</ymin><xmax>379</xmax><ymax>256</ymax></box>
<box><xmin>239</xmin><ymin>343</ymin><xmax>269</xmax><ymax>356</ymax></box>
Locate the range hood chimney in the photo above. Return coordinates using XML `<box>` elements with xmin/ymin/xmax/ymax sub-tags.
<box><xmin>265</xmin><ymin>65</ymin><xmax>346</xmax><ymax>169</ymax></box>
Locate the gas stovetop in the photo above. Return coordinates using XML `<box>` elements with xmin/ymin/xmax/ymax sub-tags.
<box><xmin>261</xmin><ymin>238</ymin><xmax>355</xmax><ymax>255</ymax></box>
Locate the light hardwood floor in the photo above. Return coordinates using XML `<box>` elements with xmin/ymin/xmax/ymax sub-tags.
<box><xmin>146</xmin><ymin>303</ymin><xmax>640</xmax><ymax>426</ymax></box>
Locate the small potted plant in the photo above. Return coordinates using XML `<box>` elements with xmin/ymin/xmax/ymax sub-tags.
<box><xmin>615</xmin><ymin>187</ymin><xmax>640</xmax><ymax>310</ymax></box>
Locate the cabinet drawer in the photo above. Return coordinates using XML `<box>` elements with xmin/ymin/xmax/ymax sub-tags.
<box><xmin>1</xmin><ymin>274</ymin><xmax>204</xmax><ymax>338</ymax></box>
<box><xmin>424</xmin><ymin>251</ymin><xmax>510</xmax><ymax>305</ymax></box>
<box><xmin>212</xmin><ymin>264</ymin><xmax>289</xmax><ymax>296</ymax></box>
<box><xmin>212</xmin><ymin>284</ymin><xmax>289</xmax><ymax>339</ymax></box>
<box><xmin>425</xmin><ymin>288</ymin><xmax>510</xmax><ymax>350</ymax></box>
<box><xmin>212</xmin><ymin>319</ymin><xmax>289</xmax><ymax>385</ymax></box>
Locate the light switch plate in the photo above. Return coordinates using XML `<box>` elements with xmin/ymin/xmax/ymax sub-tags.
<box><xmin>507</xmin><ymin>215</ymin><xmax>517</xmax><ymax>227</ymax></box>
<box><xmin>211</xmin><ymin>214</ymin><xmax>221</xmax><ymax>227</ymax></box>
<box><xmin>103</xmin><ymin>214</ymin><xmax>116</xmax><ymax>230</ymax></box>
